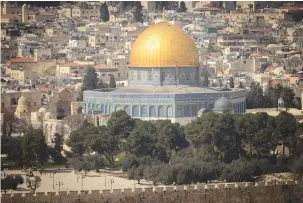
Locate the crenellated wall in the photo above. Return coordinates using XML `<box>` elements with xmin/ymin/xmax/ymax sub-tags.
<box><xmin>2</xmin><ymin>181</ymin><xmax>303</xmax><ymax>203</ymax></box>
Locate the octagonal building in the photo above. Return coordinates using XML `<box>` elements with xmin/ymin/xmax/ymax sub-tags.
<box><xmin>83</xmin><ymin>21</ymin><xmax>246</xmax><ymax>125</ymax></box>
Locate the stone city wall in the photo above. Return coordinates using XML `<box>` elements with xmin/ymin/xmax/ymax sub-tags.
<box><xmin>2</xmin><ymin>181</ymin><xmax>303</xmax><ymax>203</ymax></box>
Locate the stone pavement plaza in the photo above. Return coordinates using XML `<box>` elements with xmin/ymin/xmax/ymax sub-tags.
<box><xmin>4</xmin><ymin>169</ymin><xmax>155</xmax><ymax>193</ymax></box>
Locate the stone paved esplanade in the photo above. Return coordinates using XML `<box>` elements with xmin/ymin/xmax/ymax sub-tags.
<box><xmin>83</xmin><ymin>21</ymin><xmax>246</xmax><ymax>125</ymax></box>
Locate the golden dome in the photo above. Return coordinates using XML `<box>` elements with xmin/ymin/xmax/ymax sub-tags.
<box><xmin>129</xmin><ymin>22</ymin><xmax>199</xmax><ymax>68</ymax></box>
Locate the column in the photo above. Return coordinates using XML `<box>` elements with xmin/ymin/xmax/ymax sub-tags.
<box><xmin>244</xmin><ymin>101</ymin><xmax>246</xmax><ymax>113</ymax></box>
<box><xmin>241</xmin><ymin>102</ymin><xmax>244</xmax><ymax>113</ymax></box>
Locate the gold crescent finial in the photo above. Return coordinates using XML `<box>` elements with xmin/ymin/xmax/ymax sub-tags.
<box><xmin>162</xmin><ymin>7</ymin><xmax>166</xmax><ymax>21</ymax></box>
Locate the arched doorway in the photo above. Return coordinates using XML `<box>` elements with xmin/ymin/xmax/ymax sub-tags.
<box><xmin>77</xmin><ymin>107</ymin><xmax>83</xmax><ymax>114</ymax></box>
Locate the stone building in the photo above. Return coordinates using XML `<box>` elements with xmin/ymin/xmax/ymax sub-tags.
<box><xmin>1</xmin><ymin>89</ymin><xmax>43</xmax><ymax>115</ymax></box>
<box><xmin>82</xmin><ymin>21</ymin><xmax>247</xmax><ymax>126</ymax></box>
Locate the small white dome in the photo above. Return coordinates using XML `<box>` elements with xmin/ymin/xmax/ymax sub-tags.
<box><xmin>22</xmin><ymin>89</ymin><xmax>31</xmax><ymax>92</ymax></box>
<box><xmin>18</xmin><ymin>96</ymin><xmax>28</xmax><ymax>106</ymax></box>
<box><xmin>44</xmin><ymin>112</ymin><xmax>54</xmax><ymax>120</ymax></box>
<box><xmin>214</xmin><ymin>97</ymin><xmax>233</xmax><ymax>110</ymax></box>
<box><xmin>38</xmin><ymin>107</ymin><xmax>47</xmax><ymax>113</ymax></box>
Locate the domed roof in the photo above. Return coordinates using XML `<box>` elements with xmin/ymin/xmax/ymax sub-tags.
<box><xmin>18</xmin><ymin>96</ymin><xmax>28</xmax><ymax>106</ymax></box>
<box><xmin>44</xmin><ymin>112</ymin><xmax>54</xmax><ymax>120</ymax></box>
<box><xmin>129</xmin><ymin>21</ymin><xmax>199</xmax><ymax>68</ymax></box>
<box><xmin>214</xmin><ymin>97</ymin><xmax>233</xmax><ymax>110</ymax></box>
<box><xmin>22</xmin><ymin>89</ymin><xmax>31</xmax><ymax>92</ymax></box>
<box><xmin>38</xmin><ymin>107</ymin><xmax>47</xmax><ymax>113</ymax></box>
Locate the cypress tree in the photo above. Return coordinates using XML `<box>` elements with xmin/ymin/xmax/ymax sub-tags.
<box><xmin>178</xmin><ymin>1</ymin><xmax>187</xmax><ymax>12</ymax></box>
<box><xmin>78</xmin><ymin>66</ymin><xmax>98</xmax><ymax>101</ymax></box>
<box><xmin>230</xmin><ymin>77</ymin><xmax>234</xmax><ymax>88</ymax></box>
<box><xmin>100</xmin><ymin>2</ymin><xmax>109</xmax><ymax>22</ymax></box>
<box><xmin>109</xmin><ymin>74</ymin><xmax>116</xmax><ymax>88</ymax></box>
<box><xmin>202</xmin><ymin>68</ymin><xmax>209</xmax><ymax>87</ymax></box>
<box><xmin>133</xmin><ymin>2</ymin><xmax>143</xmax><ymax>23</ymax></box>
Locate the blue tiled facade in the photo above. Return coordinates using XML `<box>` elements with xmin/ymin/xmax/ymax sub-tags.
<box><xmin>128</xmin><ymin>67</ymin><xmax>201</xmax><ymax>87</ymax></box>
<box><xmin>83</xmin><ymin>90</ymin><xmax>247</xmax><ymax>119</ymax></box>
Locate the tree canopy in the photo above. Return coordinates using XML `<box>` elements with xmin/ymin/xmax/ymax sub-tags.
<box><xmin>100</xmin><ymin>2</ymin><xmax>110</xmax><ymax>22</ymax></box>
<box><xmin>133</xmin><ymin>2</ymin><xmax>143</xmax><ymax>23</ymax></box>
<box><xmin>78</xmin><ymin>66</ymin><xmax>99</xmax><ymax>101</ymax></box>
<box><xmin>109</xmin><ymin>74</ymin><xmax>116</xmax><ymax>88</ymax></box>
<box><xmin>178</xmin><ymin>1</ymin><xmax>187</xmax><ymax>12</ymax></box>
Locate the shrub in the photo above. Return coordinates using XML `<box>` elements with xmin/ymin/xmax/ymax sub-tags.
<box><xmin>221</xmin><ymin>158</ymin><xmax>254</xmax><ymax>182</ymax></box>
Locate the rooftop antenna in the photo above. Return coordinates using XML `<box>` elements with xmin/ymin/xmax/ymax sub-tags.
<box><xmin>162</xmin><ymin>7</ymin><xmax>166</xmax><ymax>21</ymax></box>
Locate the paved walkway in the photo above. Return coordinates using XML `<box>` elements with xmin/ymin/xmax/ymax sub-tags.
<box><xmin>3</xmin><ymin>169</ymin><xmax>156</xmax><ymax>194</ymax></box>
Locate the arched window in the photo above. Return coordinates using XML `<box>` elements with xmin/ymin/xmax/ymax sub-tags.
<box><xmin>104</xmin><ymin>105</ymin><xmax>108</xmax><ymax>114</ymax></box>
<box><xmin>167</xmin><ymin>106</ymin><xmax>173</xmax><ymax>117</ymax></box>
<box><xmin>132</xmin><ymin>105</ymin><xmax>139</xmax><ymax>117</ymax></box>
<box><xmin>101</xmin><ymin>104</ymin><xmax>104</xmax><ymax>113</ymax></box>
<box><xmin>184</xmin><ymin>105</ymin><xmax>190</xmax><ymax>117</ymax></box>
<box><xmin>141</xmin><ymin>106</ymin><xmax>148</xmax><ymax>117</ymax></box>
<box><xmin>77</xmin><ymin>107</ymin><xmax>83</xmax><ymax>114</ymax></box>
<box><xmin>109</xmin><ymin>105</ymin><xmax>112</xmax><ymax>114</ymax></box>
<box><xmin>137</xmin><ymin>71</ymin><xmax>141</xmax><ymax>81</ymax></box>
<box><xmin>11</xmin><ymin>98</ymin><xmax>17</xmax><ymax>105</ymax></box>
<box><xmin>192</xmin><ymin>104</ymin><xmax>198</xmax><ymax>117</ymax></box>
<box><xmin>57</xmin><ymin>107</ymin><xmax>65</xmax><ymax>119</ymax></box>
<box><xmin>88</xmin><ymin>109</ymin><xmax>93</xmax><ymax>115</ymax></box>
<box><xmin>176</xmin><ymin>105</ymin><xmax>182</xmax><ymax>117</ymax></box>
<box><xmin>149</xmin><ymin>106</ymin><xmax>156</xmax><ymax>117</ymax></box>
<box><xmin>158</xmin><ymin>106</ymin><xmax>165</xmax><ymax>117</ymax></box>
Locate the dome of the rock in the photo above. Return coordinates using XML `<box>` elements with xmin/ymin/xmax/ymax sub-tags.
<box><xmin>129</xmin><ymin>21</ymin><xmax>199</xmax><ymax>68</ymax></box>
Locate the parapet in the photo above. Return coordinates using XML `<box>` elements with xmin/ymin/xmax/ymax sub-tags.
<box><xmin>2</xmin><ymin>181</ymin><xmax>303</xmax><ymax>203</ymax></box>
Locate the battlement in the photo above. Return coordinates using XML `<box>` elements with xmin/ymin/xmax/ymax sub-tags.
<box><xmin>2</xmin><ymin>181</ymin><xmax>303</xmax><ymax>203</ymax></box>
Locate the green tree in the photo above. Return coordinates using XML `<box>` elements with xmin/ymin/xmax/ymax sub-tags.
<box><xmin>21</xmin><ymin>128</ymin><xmax>48</xmax><ymax>167</ymax></box>
<box><xmin>78</xmin><ymin>66</ymin><xmax>98</xmax><ymax>101</ymax></box>
<box><xmin>202</xmin><ymin>68</ymin><xmax>209</xmax><ymax>87</ymax></box>
<box><xmin>26</xmin><ymin>176</ymin><xmax>41</xmax><ymax>193</ymax></box>
<box><xmin>109</xmin><ymin>74</ymin><xmax>116</xmax><ymax>88</ymax></box>
<box><xmin>126</xmin><ymin>124</ymin><xmax>157</xmax><ymax>157</ymax></box>
<box><xmin>1</xmin><ymin>136</ymin><xmax>23</xmax><ymax>165</ymax></box>
<box><xmin>133</xmin><ymin>1</ymin><xmax>143</xmax><ymax>23</ymax></box>
<box><xmin>236</xmin><ymin>113</ymin><xmax>276</xmax><ymax>157</ymax></box>
<box><xmin>292</xmin><ymin>154</ymin><xmax>303</xmax><ymax>175</ymax></box>
<box><xmin>280</xmin><ymin>86</ymin><xmax>295</xmax><ymax>110</ymax></box>
<box><xmin>239</xmin><ymin>82</ymin><xmax>244</xmax><ymax>88</ymax></box>
<box><xmin>107</xmin><ymin>110</ymin><xmax>134</xmax><ymax>139</ymax></box>
<box><xmin>67</xmin><ymin>122</ymin><xmax>98</xmax><ymax>157</ymax></box>
<box><xmin>275</xmin><ymin>111</ymin><xmax>298</xmax><ymax>155</ymax></box>
<box><xmin>1</xmin><ymin>175</ymin><xmax>24</xmax><ymax>194</ymax></box>
<box><xmin>52</xmin><ymin>133</ymin><xmax>64</xmax><ymax>164</ymax></box>
<box><xmin>100</xmin><ymin>2</ymin><xmax>109</xmax><ymax>22</ymax></box>
<box><xmin>211</xmin><ymin>114</ymin><xmax>242</xmax><ymax>163</ymax></box>
<box><xmin>246</xmin><ymin>82</ymin><xmax>271</xmax><ymax>109</ymax></box>
<box><xmin>184</xmin><ymin>112</ymin><xmax>218</xmax><ymax>148</ymax></box>
<box><xmin>156</xmin><ymin>120</ymin><xmax>189</xmax><ymax>154</ymax></box>
<box><xmin>178</xmin><ymin>1</ymin><xmax>187</xmax><ymax>12</ymax></box>
<box><xmin>87</xmin><ymin>126</ymin><xmax>118</xmax><ymax>165</ymax></box>
<box><xmin>66</xmin><ymin>131</ymin><xmax>88</xmax><ymax>156</ymax></box>
<box><xmin>221</xmin><ymin>158</ymin><xmax>254</xmax><ymax>182</ymax></box>
<box><xmin>229</xmin><ymin>77</ymin><xmax>234</xmax><ymax>88</ymax></box>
